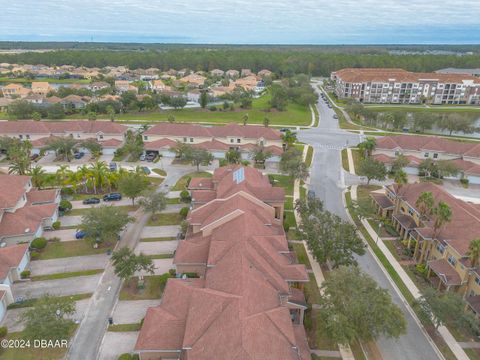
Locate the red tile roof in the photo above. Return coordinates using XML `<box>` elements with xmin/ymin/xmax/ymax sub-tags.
<box><xmin>428</xmin><ymin>259</ymin><xmax>462</xmax><ymax>286</ymax></box>
<box><xmin>26</xmin><ymin>189</ymin><xmax>58</xmax><ymax>205</ymax></box>
<box><xmin>0</xmin><ymin>175</ymin><xmax>30</xmax><ymax>209</ymax></box>
<box><xmin>0</xmin><ymin>203</ymin><xmax>57</xmax><ymax>238</ymax></box>
<box><xmin>0</xmin><ymin>243</ymin><xmax>29</xmax><ymax>279</ymax></box>
<box><xmin>144</xmin><ymin>138</ymin><xmax>178</xmax><ymax>150</ymax></box>
<box><xmin>0</xmin><ymin>120</ymin><xmax>127</xmax><ymax>135</ymax></box>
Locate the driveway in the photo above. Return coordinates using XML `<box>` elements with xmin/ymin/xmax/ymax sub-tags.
<box><xmin>98</xmin><ymin>332</ymin><xmax>139</xmax><ymax>360</ymax></box>
<box><xmin>135</xmin><ymin>240</ymin><xmax>178</xmax><ymax>255</ymax></box>
<box><xmin>99</xmin><ymin>154</ymin><xmax>114</xmax><ymax>163</ymax></box>
<box><xmin>141</xmin><ymin>226</ymin><xmax>179</xmax><ymax>238</ymax></box>
<box><xmin>71</xmin><ymin>198</ymin><xmax>133</xmax><ymax>209</ymax></box>
<box><xmin>1</xmin><ymin>298</ymin><xmax>90</xmax><ymax>332</ymax></box>
<box><xmin>44</xmin><ymin>229</ymin><xmax>76</xmax><ymax>242</ymax></box>
<box><xmin>166</xmin><ymin>191</ymin><xmax>181</xmax><ymax>199</ymax></box>
<box><xmin>29</xmin><ymin>254</ymin><xmax>109</xmax><ymax>276</ymax></box>
<box><xmin>60</xmin><ymin>215</ymin><xmax>82</xmax><ymax>227</ymax></box>
<box><xmin>112</xmin><ymin>300</ymin><xmax>160</xmax><ymax>324</ymax></box>
<box><xmin>138</xmin><ymin>258</ymin><xmax>173</xmax><ymax>276</ymax></box>
<box><xmin>164</xmin><ymin>204</ymin><xmax>185</xmax><ymax>213</ymax></box>
<box><xmin>12</xmin><ymin>273</ymin><xmax>102</xmax><ymax>299</ymax></box>
<box><xmin>37</xmin><ymin>152</ymin><xmax>56</xmax><ymax>164</ymax></box>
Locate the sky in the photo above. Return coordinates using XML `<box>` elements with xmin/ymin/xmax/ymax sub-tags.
<box><xmin>0</xmin><ymin>0</ymin><xmax>480</xmax><ymax>44</ymax></box>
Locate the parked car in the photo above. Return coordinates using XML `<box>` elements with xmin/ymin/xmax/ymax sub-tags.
<box><xmin>109</xmin><ymin>162</ymin><xmax>117</xmax><ymax>171</ymax></box>
<box><xmin>333</xmin><ymin>114</ymin><xmax>338</xmax><ymax>119</ymax></box>
<box><xmin>146</xmin><ymin>153</ymin><xmax>156</xmax><ymax>162</ymax></box>
<box><xmin>142</xmin><ymin>166</ymin><xmax>151</xmax><ymax>175</ymax></box>
<box><xmin>103</xmin><ymin>193</ymin><xmax>122</xmax><ymax>201</ymax></box>
<box><xmin>82</xmin><ymin>197</ymin><xmax>100</xmax><ymax>205</ymax></box>
<box><xmin>30</xmin><ymin>153</ymin><xmax>39</xmax><ymax>161</ymax></box>
<box><xmin>75</xmin><ymin>230</ymin><xmax>87</xmax><ymax>239</ymax></box>
<box><xmin>139</xmin><ymin>154</ymin><xmax>146</xmax><ymax>161</ymax></box>
<box><xmin>74</xmin><ymin>152</ymin><xmax>85</xmax><ymax>159</ymax></box>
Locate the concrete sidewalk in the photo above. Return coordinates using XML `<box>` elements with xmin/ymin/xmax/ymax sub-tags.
<box><xmin>352</xmin><ymin>186</ymin><xmax>468</xmax><ymax>360</ymax></box>
<box><xmin>346</xmin><ymin>147</ymin><xmax>356</xmax><ymax>175</ymax></box>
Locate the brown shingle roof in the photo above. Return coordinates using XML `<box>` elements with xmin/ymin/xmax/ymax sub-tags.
<box><xmin>0</xmin><ymin>175</ymin><xmax>30</xmax><ymax>209</ymax></box>
<box><xmin>428</xmin><ymin>259</ymin><xmax>462</xmax><ymax>286</ymax></box>
<box><xmin>0</xmin><ymin>243</ymin><xmax>29</xmax><ymax>279</ymax></box>
<box><xmin>0</xmin><ymin>203</ymin><xmax>57</xmax><ymax>238</ymax></box>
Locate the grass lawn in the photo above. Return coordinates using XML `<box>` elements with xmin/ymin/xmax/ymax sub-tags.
<box><xmin>341</xmin><ymin>148</ymin><xmax>349</xmax><ymax>172</ymax></box>
<box><xmin>147</xmin><ymin>212</ymin><xmax>183</xmax><ymax>226</ymax></box>
<box><xmin>152</xmin><ymin>168</ymin><xmax>167</xmax><ymax>176</ymax></box>
<box><xmin>269</xmin><ymin>174</ymin><xmax>294</xmax><ymax>196</ymax></box>
<box><xmin>33</xmin><ymin>240</ymin><xmax>113</xmax><ymax>260</ymax></box>
<box><xmin>7</xmin><ymin>293</ymin><xmax>92</xmax><ymax>310</ymax></box>
<box><xmin>140</xmin><ymin>236</ymin><xmax>177</xmax><ymax>242</ymax></box>
<box><xmin>31</xmin><ymin>269</ymin><xmax>104</xmax><ymax>282</ymax></box>
<box><xmin>284</xmin><ymin>210</ymin><xmax>297</xmax><ymax>229</ymax></box>
<box><xmin>351</xmin><ymin>149</ymin><xmax>363</xmax><ymax>175</ymax></box>
<box><xmin>305</xmin><ymin>145</ymin><xmax>314</xmax><ymax>167</ymax></box>
<box><xmin>109</xmin><ymin>92</ymin><xmax>310</xmax><ymax>126</ymax></box>
<box><xmin>172</xmin><ymin>171</ymin><xmax>212</xmax><ymax>191</ymax></box>
<box><xmin>108</xmin><ymin>323</ymin><xmax>142</xmax><ymax>332</ymax></box>
<box><xmin>286</xmin><ymin>229</ymin><xmax>302</xmax><ymax>240</ymax></box>
<box><xmin>291</xmin><ymin>243</ymin><xmax>312</xmax><ymax>269</ymax></box>
<box><xmin>312</xmin><ymin>104</ymin><xmax>320</xmax><ymax>127</ymax></box>
<box><xmin>67</xmin><ymin>205</ymin><xmax>138</xmax><ymax>216</ymax></box>
<box><xmin>119</xmin><ymin>273</ymin><xmax>171</xmax><ymax>300</ymax></box>
<box><xmin>0</xmin><ymin>325</ymin><xmax>77</xmax><ymax>360</ymax></box>
<box><xmin>166</xmin><ymin>197</ymin><xmax>181</xmax><ymax>204</ymax></box>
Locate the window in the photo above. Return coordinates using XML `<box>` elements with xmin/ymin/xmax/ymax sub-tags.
<box><xmin>99</xmin><ymin>134</ymin><xmax>104</xmax><ymax>139</ymax></box>
<box><xmin>183</xmin><ymin>137</ymin><xmax>187</xmax><ymax>143</ymax></box>
<box><xmin>447</xmin><ymin>255</ymin><xmax>457</xmax><ymax>266</ymax></box>
<box><xmin>237</xmin><ymin>139</ymin><xmax>241</xmax><ymax>143</ymax></box>
<box><xmin>424</xmin><ymin>152</ymin><xmax>429</xmax><ymax>158</ymax></box>
<box><xmin>230</xmin><ymin>139</ymin><xmax>234</xmax><ymax>143</ymax></box>
<box><xmin>433</xmin><ymin>153</ymin><xmax>438</xmax><ymax>159</ymax></box>
<box><xmin>144</xmin><ymin>136</ymin><xmax>148</xmax><ymax>141</ymax></box>
<box><xmin>19</xmin><ymin>135</ymin><xmax>23</xmax><ymax>139</ymax></box>
<box><xmin>436</xmin><ymin>243</ymin><xmax>445</xmax><ymax>254</ymax></box>
<box><xmin>190</xmin><ymin>138</ymin><xmax>194</xmax><ymax>143</ymax></box>
<box><xmin>26</xmin><ymin>134</ymin><xmax>30</xmax><ymax>139</ymax></box>
<box><xmin>408</xmin><ymin>207</ymin><xmax>414</xmax><ymax>216</ymax></box>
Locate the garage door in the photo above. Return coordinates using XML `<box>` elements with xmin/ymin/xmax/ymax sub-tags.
<box><xmin>212</xmin><ymin>151</ymin><xmax>226</xmax><ymax>159</ymax></box>
<box><xmin>0</xmin><ymin>300</ymin><xmax>5</xmax><ymax>321</ymax></box>
<box><xmin>468</xmin><ymin>175</ymin><xmax>480</xmax><ymax>185</ymax></box>
<box><xmin>102</xmin><ymin>148</ymin><xmax>116</xmax><ymax>155</ymax></box>
<box><xmin>160</xmin><ymin>150</ymin><xmax>176</xmax><ymax>158</ymax></box>
<box><xmin>405</xmin><ymin>167</ymin><xmax>419</xmax><ymax>175</ymax></box>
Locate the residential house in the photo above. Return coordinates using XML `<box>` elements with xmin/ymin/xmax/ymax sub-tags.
<box><xmin>149</xmin><ymin>79</ymin><xmax>171</xmax><ymax>93</ymax></box>
<box><xmin>135</xmin><ymin>167</ymin><xmax>310</xmax><ymax>360</ymax></box>
<box><xmin>179</xmin><ymin>74</ymin><xmax>206</xmax><ymax>88</ymax></box>
<box><xmin>31</xmin><ymin>82</ymin><xmax>52</xmax><ymax>96</ymax></box>
<box><xmin>142</xmin><ymin>123</ymin><xmax>284</xmax><ymax>161</ymax></box>
<box><xmin>0</xmin><ymin>243</ymin><xmax>30</xmax><ymax>320</ymax></box>
<box><xmin>0</xmin><ymin>98</ymin><xmax>13</xmax><ymax>112</ymax></box>
<box><xmin>115</xmin><ymin>80</ymin><xmax>138</xmax><ymax>94</ymax></box>
<box><xmin>210</xmin><ymin>69</ymin><xmax>225</xmax><ymax>77</ymax></box>
<box><xmin>234</xmin><ymin>75</ymin><xmax>260</xmax><ymax>92</ymax></box>
<box><xmin>331</xmin><ymin>68</ymin><xmax>480</xmax><ymax>105</ymax></box>
<box><xmin>258</xmin><ymin>69</ymin><xmax>273</xmax><ymax>77</ymax></box>
<box><xmin>0</xmin><ymin>175</ymin><xmax>60</xmax><ymax>246</ymax></box>
<box><xmin>24</xmin><ymin>94</ymin><xmax>48</xmax><ymax>107</ymax></box>
<box><xmin>88</xmin><ymin>81</ymin><xmax>110</xmax><ymax>92</ymax></box>
<box><xmin>371</xmin><ymin>182</ymin><xmax>480</xmax><ymax>314</ymax></box>
<box><xmin>372</xmin><ymin>135</ymin><xmax>480</xmax><ymax>184</ymax></box>
<box><xmin>225</xmin><ymin>69</ymin><xmax>239</xmax><ymax>78</ymax></box>
<box><xmin>60</xmin><ymin>95</ymin><xmax>88</xmax><ymax>110</ymax></box>
<box><xmin>186</xmin><ymin>89</ymin><xmax>201</xmax><ymax>103</ymax></box>
<box><xmin>1</xmin><ymin>83</ymin><xmax>31</xmax><ymax>98</ymax></box>
<box><xmin>241</xmin><ymin>68</ymin><xmax>253</xmax><ymax>77</ymax></box>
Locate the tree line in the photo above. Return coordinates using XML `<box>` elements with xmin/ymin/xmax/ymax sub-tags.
<box><xmin>2</xmin><ymin>49</ymin><xmax>480</xmax><ymax>76</ymax></box>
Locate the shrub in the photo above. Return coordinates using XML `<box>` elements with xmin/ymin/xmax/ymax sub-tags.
<box><xmin>0</xmin><ymin>326</ymin><xmax>7</xmax><ymax>338</ymax></box>
<box><xmin>30</xmin><ymin>237</ymin><xmax>47</xmax><ymax>250</ymax></box>
<box><xmin>415</xmin><ymin>263</ymin><xmax>428</xmax><ymax>277</ymax></box>
<box><xmin>30</xmin><ymin>252</ymin><xmax>40</xmax><ymax>260</ymax></box>
<box><xmin>59</xmin><ymin>199</ymin><xmax>72</xmax><ymax>211</ymax></box>
<box><xmin>118</xmin><ymin>354</ymin><xmax>132</xmax><ymax>360</ymax></box>
<box><xmin>283</xmin><ymin>222</ymin><xmax>290</xmax><ymax>233</ymax></box>
<box><xmin>179</xmin><ymin>207</ymin><xmax>189</xmax><ymax>219</ymax></box>
<box><xmin>180</xmin><ymin>190</ymin><xmax>191</xmax><ymax>203</ymax></box>
<box><xmin>208</xmin><ymin>105</ymin><xmax>217</xmax><ymax>111</ymax></box>
<box><xmin>61</xmin><ymin>187</ymin><xmax>74</xmax><ymax>196</ymax></box>
<box><xmin>168</xmin><ymin>268</ymin><xmax>176</xmax><ymax>277</ymax></box>
<box><xmin>240</xmin><ymin>160</ymin><xmax>250</xmax><ymax>166</ymax></box>
<box><xmin>49</xmin><ymin>237</ymin><xmax>61</xmax><ymax>243</ymax></box>
<box><xmin>52</xmin><ymin>221</ymin><xmax>61</xmax><ymax>230</ymax></box>
<box><xmin>184</xmin><ymin>176</ymin><xmax>192</xmax><ymax>187</ymax></box>
<box><xmin>219</xmin><ymin>159</ymin><xmax>228</xmax><ymax>167</ymax></box>
<box><xmin>20</xmin><ymin>270</ymin><xmax>31</xmax><ymax>279</ymax></box>
<box><xmin>180</xmin><ymin>220</ymin><xmax>189</xmax><ymax>236</ymax></box>
<box><xmin>132</xmin><ymin>354</ymin><xmax>139</xmax><ymax>360</ymax></box>
<box><xmin>460</xmin><ymin>178</ymin><xmax>469</xmax><ymax>187</ymax></box>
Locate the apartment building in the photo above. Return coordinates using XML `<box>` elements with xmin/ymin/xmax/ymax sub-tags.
<box><xmin>135</xmin><ymin>166</ymin><xmax>310</xmax><ymax>360</ymax></box>
<box><xmin>371</xmin><ymin>182</ymin><xmax>480</xmax><ymax>314</ymax></box>
<box><xmin>143</xmin><ymin>123</ymin><xmax>284</xmax><ymax>161</ymax></box>
<box><xmin>331</xmin><ymin>68</ymin><xmax>480</xmax><ymax>105</ymax></box>
<box><xmin>0</xmin><ymin>175</ymin><xmax>60</xmax><ymax>246</ymax></box>
<box><xmin>372</xmin><ymin>135</ymin><xmax>480</xmax><ymax>184</ymax></box>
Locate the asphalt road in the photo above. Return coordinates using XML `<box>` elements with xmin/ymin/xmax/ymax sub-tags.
<box><xmin>297</xmin><ymin>82</ymin><xmax>441</xmax><ymax>360</ymax></box>
<box><xmin>67</xmin><ymin>164</ymin><xmax>202</xmax><ymax>360</ymax></box>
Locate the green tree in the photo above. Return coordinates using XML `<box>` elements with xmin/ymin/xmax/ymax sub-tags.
<box><xmin>21</xmin><ymin>294</ymin><xmax>75</xmax><ymax>341</ymax></box>
<box><xmin>7</xmin><ymin>100</ymin><xmax>35</xmax><ymax>119</ymax></box>
<box><xmin>78</xmin><ymin>205</ymin><xmax>133</xmax><ymax>244</ymax></box>
<box><xmin>467</xmin><ymin>239</ymin><xmax>480</xmax><ymax>269</ymax></box>
<box><xmin>393</xmin><ymin>169</ymin><xmax>408</xmax><ymax>190</ymax></box>
<box><xmin>391</xmin><ymin>154</ymin><xmax>409</xmax><ymax>174</ymax></box>
<box><xmin>88</xmin><ymin>160</ymin><xmax>110</xmax><ymax>194</ymax></box>
<box><xmin>226</xmin><ymin>149</ymin><xmax>242</xmax><ymax>164</ymax></box>
<box><xmin>168</xmin><ymin>114</ymin><xmax>175</xmax><ymax>123</ymax></box>
<box><xmin>415</xmin><ymin>287</ymin><xmax>479</xmax><ymax>334</ymax></box>
<box><xmin>47</xmin><ymin>103</ymin><xmax>65</xmax><ymax>120</ymax></box>
<box><xmin>279</xmin><ymin>147</ymin><xmax>309</xmax><ymax>181</ymax></box>
<box><xmin>200</xmin><ymin>91</ymin><xmax>208</xmax><ymax>109</ymax></box>
<box><xmin>7</xmin><ymin>140</ymin><xmax>32</xmax><ymax>175</ymax></box>
<box><xmin>46</xmin><ymin>136</ymin><xmax>78</xmax><ymax>162</ymax></box>
<box><xmin>118</xmin><ymin>172</ymin><xmax>148</xmax><ymax>205</ymax></box>
<box><xmin>111</xmin><ymin>247</ymin><xmax>155</xmax><ymax>286</ymax></box>
<box><xmin>32</xmin><ymin>111</ymin><xmax>42</xmax><ymax>121</ymax></box>
<box><xmin>119</xmin><ymin>129</ymin><xmax>144</xmax><ymax>160</ymax></box>
<box><xmin>242</xmin><ymin>113</ymin><xmax>249</xmax><ymax>126</ymax></box>
<box><xmin>87</xmin><ymin>111</ymin><xmax>97</xmax><ymax>121</ymax></box>
<box><xmin>250</xmin><ymin>145</ymin><xmax>272</xmax><ymax>165</ymax></box>
<box><xmin>170</xmin><ymin>96</ymin><xmax>187</xmax><ymax>109</ymax></box>
<box><xmin>358</xmin><ymin>158</ymin><xmax>387</xmax><ymax>185</ymax></box>
<box><xmin>138</xmin><ymin>190</ymin><xmax>167</xmax><ymax>221</ymax></box>
<box><xmin>187</xmin><ymin>148</ymin><xmax>214</xmax><ymax>171</ymax></box>
<box><xmin>281</xmin><ymin>129</ymin><xmax>297</xmax><ymax>150</ymax></box>
<box><xmin>106</xmin><ymin>105</ymin><xmax>115</xmax><ymax>122</ymax></box>
<box><xmin>269</xmin><ymin>84</ymin><xmax>288</xmax><ymax>111</ymax></box>
<box><xmin>173</xmin><ymin>141</ymin><xmax>193</xmax><ymax>160</ymax></box>
<box><xmin>263</xmin><ymin>116</ymin><xmax>270</xmax><ymax>128</ymax></box>
<box><xmin>296</xmin><ymin>198</ymin><xmax>365</xmax><ymax>268</ymax></box>
<box><xmin>319</xmin><ymin>266</ymin><xmax>406</xmax><ymax>345</ymax></box>
<box><xmin>358</xmin><ymin>137</ymin><xmax>376</xmax><ymax>157</ymax></box>
<box><xmin>28</xmin><ymin>165</ymin><xmax>46</xmax><ymax>189</ymax></box>
<box><xmin>432</xmin><ymin>201</ymin><xmax>452</xmax><ymax>238</ymax></box>
<box><xmin>415</xmin><ymin>191</ymin><xmax>434</xmax><ymax>219</ymax></box>
<box><xmin>81</xmin><ymin>139</ymin><xmax>102</xmax><ymax>158</ymax></box>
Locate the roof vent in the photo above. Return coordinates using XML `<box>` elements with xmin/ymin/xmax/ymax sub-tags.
<box><xmin>24</xmin><ymin>228</ymin><xmax>30</xmax><ymax>233</ymax></box>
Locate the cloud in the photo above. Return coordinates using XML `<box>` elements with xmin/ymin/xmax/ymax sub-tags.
<box><xmin>0</xmin><ymin>0</ymin><xmax>479</xmax><ymax>43</ymax></box>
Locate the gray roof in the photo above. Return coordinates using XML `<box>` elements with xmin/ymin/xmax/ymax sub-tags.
<box><xmin>435</xmin><ymin>68</ymin><xmax>480</xmax><ymax>76</ymax></box>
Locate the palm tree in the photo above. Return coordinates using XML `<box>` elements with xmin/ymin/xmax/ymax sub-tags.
<box><xmin>28</xmin><ymin>165</ymin><xmax>46</xmax><ymax>189</ymax></box>
<box><xmin>226</xmin><ymin>149</ymin><xmax>241</xmax><ymax>164</ymax></box>
<box><xmin>358</xmin><ymin>137</ymin><xmax>376</xmax><ymax>158</ymax></box>
<box><xmin>415</xmin><ymin>191</ymin><xmax>434</xmax><ymax>219</ymax></box>
<box><xmin>242</xmin><ymin>113</ymin><xmax>249</xmax><ymax>126</ymax></box>
<box><xmin>89</xmin><ymin>161</ymin><xmax>109</xmax><ymax>194</ymax></box>
<box><xmin>55</xmin><ymin>165</ymin><xmax>70</xmax><ymax>187</ymax></box>
<box><xmin>393</xmin><ymin>169</ymin><xmax>408</xmax><ymax>191</ymax></box>
<box><xmin>467</xmin><ymin>239</ymin><xmax>480</xmax><ymax>269</ymax></box>
<box><xmin>76</xmin><ymin>164</ymin><xmax>91</xmax><ymax>193</ymax></box>
<box><xmin>432</xmin><ymin>201</ymin><xmax>452</xmax><ymax>239</ymax></box>
<box><xmin>281</xmin><ymin>130</ymin><xmax>297</xmax><ymax>150</ymax></box>
<box><xmin>46</xmin><ymin>136</ymin><xmax>77</xmax><ymax>162</ymax></box>
<box><xmin>263</xmin><ymin>117</ymin><xmax>270</xmax><ymax>128</ymax></box>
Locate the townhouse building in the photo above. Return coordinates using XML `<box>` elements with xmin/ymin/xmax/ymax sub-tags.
<box><xmin>331</xmin><ymin>68</ymin><xmax>480</xmax><ymax>105</ymax></box>
<box><xmin>31</xmin><ymin>81</ymin><xmax>52</xmax><ymax>96</ymax></box>
<box><xmin>371</xmin><ymin>182</ymin><xmax>480</xmax><ymax>314</ymax></box>
<box><xmin>1</xmin><ymin>83</ymin><xmax>31</xmax><ymax>98</ymax></box>
<box><xmin>142</xmin><ymin>123</ymin><xmax>284</xmax><ymax>161</ymax></box>
<box><xmin>135</xmin><ymin>166</ymin><xmax>310</xmax><ymax>360</ymax></box>
<box><xmin>372</xmin><ymin>135</ymin><xmax>480</xmax><ymax>184</ymax></box>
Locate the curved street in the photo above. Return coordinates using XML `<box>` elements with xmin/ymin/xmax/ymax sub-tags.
<box><xmin>297</xmin><ymin>82</ymin><xmax>441</xmax><ymax>360</ymax></box>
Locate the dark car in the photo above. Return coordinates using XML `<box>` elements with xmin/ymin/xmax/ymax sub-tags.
<box><xmin>75</xmin><ymin>230</ymin><xmax>87</xmax><ymax>239</ymax></box>
<box><xmin>146</xmin><ymin>153</ymin><xmax>156</xmax><ymax>162</ymax></box>
<box><xmin>103</xmin><ymin>193</ymin><xmax>122</xmax><ymax>201</ymax></box>
<box><xmin>74</xmin><ymin>152</ymin><xmax>85</xmax><ymax>159</ymax></box>
<box><xmin>30</xmin><ymin>153</ymin><xmax>39</xmax><ymax>161</ymax></box>
<box><xmin>109</xmin><ymin>162</ymin><xmax>117</xmax><ymax>171</ymax></box>
<box><xmin>142</xmin><ymin>166</ymin><xmax>151</xmax><ymax>175</ymax></box>
<box><xmin>82</xmin><ymin>197</ymin><xmax>100</xmax><ymax>205</ymax></box>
